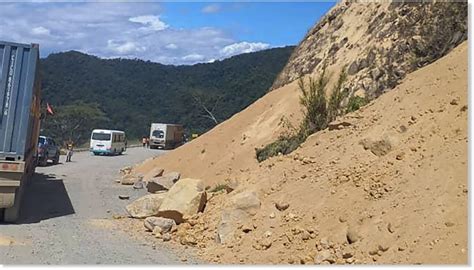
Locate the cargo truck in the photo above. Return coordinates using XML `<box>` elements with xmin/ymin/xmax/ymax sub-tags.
<box><xmin>149</xmin><ymin>123</ymin><xmax>184</xmax><ymax>149</ymax></box>
<box><xmin>0</xmin><ymin>41</ymin><xmax>42</xmax><ymax>222</ymax></box>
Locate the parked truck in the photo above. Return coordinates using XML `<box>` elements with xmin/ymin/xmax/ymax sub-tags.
<box><xmin>149</xmin><ymin>123</ymin><xmax>184</xmax><ymax>149</ymax></box>
<box><xmin>0</xmin><ymin>41</ymin><xmax>42</xmax><ymax>222</ymax></box>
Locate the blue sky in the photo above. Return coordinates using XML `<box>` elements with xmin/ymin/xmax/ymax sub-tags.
<box><xmin>0</xmin><ymin>1</ymin><xmax>335</xmax><ymax>65</ymax></box>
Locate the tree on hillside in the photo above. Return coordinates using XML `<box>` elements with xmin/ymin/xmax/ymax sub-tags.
<box><xmin>42</xmin><ymin>102</ymin><xmax>109</xmax><ymax>146</ymax></box>
<box><xmin>191</xmin><ymin>91</ymin><xmax>222</xmax><ymax>125</ymax></box>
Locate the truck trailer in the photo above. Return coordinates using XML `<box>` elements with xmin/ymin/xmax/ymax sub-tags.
<box><xmin>149</xmin><ymin>123</ymin><xmax>184</xmax><ymax>149</ymax></box>
<box><xmin>0</xmin><ymin>41</ymin><xmax>42</xmax><ymax>222</ymax></box>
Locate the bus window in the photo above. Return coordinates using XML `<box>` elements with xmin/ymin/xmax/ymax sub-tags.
<box><xmin>92</xmin><ymin>133</ymin><xmax>111</xmax><ymax>141</ymax></box>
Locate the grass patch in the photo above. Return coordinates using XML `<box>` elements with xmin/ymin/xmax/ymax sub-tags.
<box><xmin>346</xmin><ymin>96</ymin><xmax>368</xmax><ymax>113</ymax></box>
<box><xmin>256</xmin><ymin>67</ymin><xmax>348</xmax><ymax>162</ymax></box>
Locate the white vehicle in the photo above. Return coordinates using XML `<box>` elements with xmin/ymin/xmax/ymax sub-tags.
<box><xmin>90</xmin><ymin>129</ymin><xmax>127</xmax><ymax>155</ymax></box>
<box><xmin>149</xmin><ymin>123</ymin><xmax>184</xmax><ymax>149</ymax></box>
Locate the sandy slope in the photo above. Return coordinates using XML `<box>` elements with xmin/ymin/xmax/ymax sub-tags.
<box><xmin>134</xmin><ymin>79</ymin><xmax>304</xmax><ymax>187</ymax></box>
<box><xmin>140</xmin><ymin>41</ymin><xmax>467</xmax><ymax>264</ymax></box>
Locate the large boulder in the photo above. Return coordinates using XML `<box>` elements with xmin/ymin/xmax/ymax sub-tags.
<box><xmin>146</xmin><ymin>172</ymin><xmax>181</xmax><ymax>193</ymax></box>
<box><xmin>143</xmin><ymin>167</ymin><xmax>164</xmax><ymax>182</ymax></box>
<box><xmin>144</xmin><ymin>217</ymin><xmax>176</xmax><ymax>233</ymax></box>
<box><xmin>164</xmin><ymin>171</ymin><xmax>180</xmax><ymax>181</ymax></box>
<box><xmin>120</xmin><ymin>173</ymin><xmax>143</xmax><ymax>185</ymax></box>
<box><xmin>157</xmin><ymin>178</ymin><xmax>207</xmax><ymax>224</ymax></box>
<box><xmin>217</xmin><ymin>191</ymin><xmax>261</xmax><ymax>244</ymax></box>
<box><xmin>125</xmin><ymin>193</ymin><xmax>167</xmax><ymax>218</ymax></box>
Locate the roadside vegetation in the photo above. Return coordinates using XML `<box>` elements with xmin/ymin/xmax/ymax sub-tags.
<box><xmin>256</xmin><ymin>67</ymin><xmax>353</xmax><ymax>162</ymax></box>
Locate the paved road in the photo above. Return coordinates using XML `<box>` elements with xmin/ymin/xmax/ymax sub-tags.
<box><xmin>0</xmin><ymin>147</ymin><xmax>188</xmax><ymax>264</ymax></box>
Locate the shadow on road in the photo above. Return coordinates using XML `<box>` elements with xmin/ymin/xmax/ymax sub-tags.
<box><xmin>16</xmin><ymin>173</ymin><xmax>75</xmax><ymax>224</ymax></box>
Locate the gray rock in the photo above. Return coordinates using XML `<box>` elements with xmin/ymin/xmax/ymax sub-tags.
<box><xmin>146</xmin><ymin>172</ymin><xmax>180</xmax><ymax>193</ymax></box>
<box><xmin>125</xmin><ymin>193</ymin><xmax>167</xmax><ymax>218</ymax></box>
<box><xmin>314</xmin><ymin>250</ymin><xmax>335</xmax><ymax>264</ymax></box>
<box><xmin>143</xmin><ymin>167</ymin><xmax>164</xmax><ymax>182</ymax></box>
<box><xmin>347</xmin><ymin>61</ymin><xmax>359</xmax><ymax>75</ymax></box>
<box><xmin>162</xmin><ymin>233</ymin><xmax>171</xmax><ymax>242</ymax></box>
<box><xmin>157</xmin><ymin>178</ymin><xmax>207</xmax><ymax>224</ymax></box>
<box><xmin>120</xmin><ymin>174</ymin><xmax>143</xmax><ymax>185</ymax></box>
<box><xmin>144</xmin><ymin>217</ymin><xmax>176</xmax><ymax>233</ymax></box>
<box><xmin>217</xmin><ymin>191</ymin><xmax>261</xmax><ymax>244</ymax></box>
<box><xmin>133</xmin><ymin>180</ymin><xmax>145</xmax><ymax>189</ymax></box>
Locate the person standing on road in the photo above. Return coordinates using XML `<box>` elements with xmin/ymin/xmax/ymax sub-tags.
<box><xmin>142</xmin><ymin>136</ymin><xmax>147</xmax><ymax>148</ymax></box>
<box><xmin>146</xmin><ymin>137</ymin><xmax>150</xmax><ymax>148</ymax></box>
<box><xmin>66</xmin><ymin>140</ymin><xmax>74</xmax><ymax>162</ymax></box>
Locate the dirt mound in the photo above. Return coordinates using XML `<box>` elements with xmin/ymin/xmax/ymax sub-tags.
<box><xmin>138</xmin><ymin>41</ymin><xmax>468</xmax><ymax>264</ymax></box>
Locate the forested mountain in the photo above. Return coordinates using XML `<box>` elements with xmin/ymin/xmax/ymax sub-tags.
<box><xmin>40</xmin><ymin>46</ymin><xmax>294</xmax><ymax>144</ymax></box>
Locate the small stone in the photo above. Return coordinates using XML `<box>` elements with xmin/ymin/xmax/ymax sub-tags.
<box><xmin>118</xmin><ymin>195</ymin><xmax>130</xmax><ymax>200</ymax></box>
<box><xmin>342</xmin><ymin>252</ymin><xmax>353</xmax><ymax>259</ymax></box>
<box><xmin>162</xmin><ymin>233</ymin><xmax>171</xmax><ymax>242</ymax></box>
<box><xmin>260</xmin><ymin>238</ymin><xmax>272</xmax><ymax>250</ymax></box>
<box><xmin>133</xmin><ymin>180</ymin><xmax>145</xmax><ymax>189</ymax></box>
<box><xmin>339</xmin><ymin>216</ymin><xmax>347</xmax><ymax>223</ymax></box>
<box><xmin>269</xmin><ymin>212</ymin><xmax>276</xmax><ymax>219</ymax></box>
<box><xmin>301</xmin><ymin>231</ymin><xmax>311</xmax><ymax>241</ymax></box>
<box><xmin>264</xmin><ymin>231</ymin><xmax>273</xmax><ymax>238</ymax></box>
<box><xmin>445</xmin><ymin>221</ymin><xmax>455</xmax><ymax>227</ymax></box>
<box><xmin>314</xmin><ymin>250</ymin><xmax>334</xmax><ymax>264</ymax></box>
<box><xmin>275</xmin><ymin>201</ymin><xmax>290</xmax><ymax>211</ymax></box>
<box><xmin>152</xmin><ymin>226</ymin><xmax>163</xmax><ymax>236</ymax></box>
<box><xmin>450</xmin><ymin>99</ymin><xmax>459</xmax><ymax>105</ymax></box>
<box><xmin>320</xmin><ymin>237</ymin><xmax>330</xmax><ymax>249</ymax></box>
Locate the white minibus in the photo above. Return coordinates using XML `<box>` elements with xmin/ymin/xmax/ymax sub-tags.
<box><xmin>90</xmin><ymin>129</ymin><xmax>126</xmax><ymax>155</ymax></box>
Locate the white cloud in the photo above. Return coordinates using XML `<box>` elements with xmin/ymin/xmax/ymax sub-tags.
<box><xmin>0</xmin><ymin>3</ymin><xmax>273</xmax><ymax>65</ymax></box>
<box><xmin>165</xmin><ymin>43</ymin><xmax>178</xmax><ymax>50</ymax></box>
<box><xmin>220</xmin><ymin>42</ymin><xmax>270</xmax><ymax>58</ymax></box>
<box><xmin>31</xmin><ymin>26</ymin><xmax>50</xmax><ymax>36</ymax></box>
<box><xmin>107</xmin><ymin>40</ymin><xmax>144</xmax><ymax>54</ymax></box>
<box><xmin>181</xmin><ymin>53</ymin><xmax>205</xmax><ymax>62</ymax></box>
<box><xmin>202</xmin><ymin>4</ymin><xmax>220</xmax><ymax>14</ymax></box>
<box><xmin>129</xmin><ymin>15</ymin><xmax>168</xmax><ymax>31</ymax></box>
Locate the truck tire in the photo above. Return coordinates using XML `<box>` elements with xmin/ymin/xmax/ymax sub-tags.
<box><xmin>39</xmin><ymin>154</ymin><xmax>48</xmax><ymax>166</ymax></box>
<box><xmin>3</xmin><ymin>205</ymin><xmax>20</xmax><ymax>223</ymax></box>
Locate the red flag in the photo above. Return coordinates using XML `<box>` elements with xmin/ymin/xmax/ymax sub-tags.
<box><xmin>46</xmin><ymin>102</ymin><xmax>54</xmax><ymax>115</ymax></box>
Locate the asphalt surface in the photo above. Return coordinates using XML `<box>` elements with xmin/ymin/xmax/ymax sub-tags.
<box><xmin>0</xmin><ymin>147</ymin><xmax>190</xmax><ymax>265</ymax></box>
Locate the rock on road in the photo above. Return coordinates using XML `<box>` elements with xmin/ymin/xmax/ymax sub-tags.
<box><xmin>0</xmin><ymin>147</ymin><xmax>192</xmax><ymax>264</ymax></box>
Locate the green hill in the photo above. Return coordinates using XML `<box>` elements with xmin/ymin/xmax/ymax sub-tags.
<box><xmin>40</xmin><ymin>46</ymin><xmax>294</xmax><ymax>145</ymax></box>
